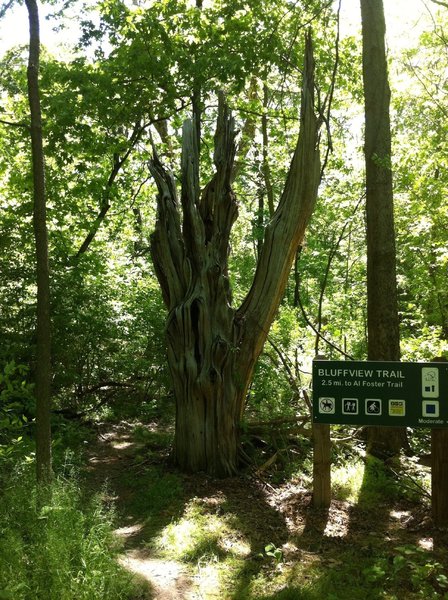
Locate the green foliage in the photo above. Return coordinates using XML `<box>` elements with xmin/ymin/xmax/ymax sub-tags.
<box><xmin>356</xmin><ymin>456</ymin><xmax>402</xmax><ymax>508</ymax></box>
<box><xmin>0</xmin><ymin>361</ymin><xmax>34</xmax><ymax>428</ymax></box>
<box><xmin>262</xmin><ymin>543</ymin><xmax>283</xmax><ymax>563</ymax></box>
<box><xmin>0</xmin><ymin>0</ymin><xmax>446</xmax><ymax>503</ymax></box>
<box><xmin>362</xmin><ymin>545</ymin><xmax>448</xmax><ymax>599</ymax></box>
<box><xmin>0</xmin><ymin>361</ymin><xmax>34</xmax><ymax>464</ymax></box>
<box><xmin>393</xmin><ymin>11</ymin><xmax>448</xmax><ymax>354</ymax></box>
<box><xmin>248</xmin><ymin>353</ymin><xmax>295</xmax><ymax>419</ymax></box>
<box><xmin>0</xmin><ymin>0</ymin><xmax>346</xmax><ymax>431</ymax></box>
<box><xmin>332</xmin><ymin>459</ymin><xmax>365</xmax><ymax>503</ymax></box>
<box><xmin>0</xmin><ymin>467</ymin><xmax>143</xmax><ymax>600</ymax></box>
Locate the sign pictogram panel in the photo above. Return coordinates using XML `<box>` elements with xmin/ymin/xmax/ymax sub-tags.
<box><xmin>319</xmin><ymin>397</ymin><xmax>335</xmax><ymax>414</ymax></box>
<box><xmin>313</xmin><ymin>360</ymin><xmax>448</xmax><ymax>428</ymax></box>
<box><xmin>342</xmin><ymin>398</ymin><xmax>358</xmax><ymax>415</ymax></box>
<box><xmin>422</xmin><ymin>367</ymin><xmax>439</xmax><ymax>398</ymax></box>
<box><xmin>389</xmin><ymin>399</ymin><xmax>406</xmax><ymax>417</ymax></box>
<box><xmin>365</xmin><ymin>399</ymin><xmax>382</xmax><ymax>415</ymax></box>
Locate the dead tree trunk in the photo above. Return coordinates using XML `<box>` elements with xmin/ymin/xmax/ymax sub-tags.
<box><xmin>150</xmin><ymin>34</ymin><xmax>321</xmax><ymax>476</ymax></box>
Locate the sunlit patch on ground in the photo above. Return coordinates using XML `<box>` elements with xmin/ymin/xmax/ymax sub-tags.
<box><xmin>219</xmin><ymin>535</ymin><xmax>251</xmax><ymax>557</ymax></box>
<box><xmin>195</xmin><ymin>556</ymin><xmax>221</xmax><ymax>599</ymax></box>
<box><xmin>110</xmin><ymin>440</ymin><xmax>134</xmax><ymax>450</ymax></box>
<box><xmin>418</xmin><ymin>537</ymin><xmax>433</xmax><ymax>551</ymax></box>
<box><xmin>114</xmin><ymin>523</ymin><xmax>144</xmax><ymax>538</ymax></box>
<box><xmin>323</xmin><ymin>501</ymin><xmax>351</xmax><ymax>538</ymax></box>
<box><xmin>88</xmin><ymin>454</ymin><xmax>121</xmax><ymax>465</ymax></box>
<box><xmin>390</xmin><ymin>509</ymin><xmax>412</xmax><ymax>523</ymax></box>
<box><xmin>119</xmin><ymin>549</ymin><xmax>193</xmax><ymax>598</ymax></box>
<box><xmin>332</xmin><ymin>461</ymin><xmax>365</xmax><ymax>503</ymax></box>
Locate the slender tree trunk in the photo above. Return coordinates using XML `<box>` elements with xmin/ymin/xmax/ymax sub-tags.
<box><xmin>261</xmin><ymin>82</ymin><xmax>275</xmax><ymax>218</ymax></box>
<box><xmin>360</xmin><ymin>0</ymin><xmax>407</xmax><ymax>457</ymax></box>
<box><xmin>233</xmin><ymin>77</ymin><xmax>258</xmax><ymax>182</ymax></box>
<box><xmin>25</xmin><ymin>0</ymin><xmax>52</xmax><ymax>482</ymax></box>
<box><xmin>150</xmin><ymin>34</ymin><xmax>321</xmax><ymax>476</ymax></box>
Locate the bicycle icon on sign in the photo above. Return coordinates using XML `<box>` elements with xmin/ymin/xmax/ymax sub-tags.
<box><xmin>366</xmin><ymin>400</ymin><xmax>381</xmax><ymax>415</ymax></box>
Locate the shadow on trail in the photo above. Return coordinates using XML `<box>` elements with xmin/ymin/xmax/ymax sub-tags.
<box><xmin>241</xmin><ymin>456</ymin><xmax>447</xmax><ymax>600</ymax></box>
<box><xmin>347</xmin><ymin>456</ymin><xmax>396</xmax><ymax>540</ymax></box>
<box><xmin>83</xmin><ymin>424</ymin><xmax>448</xmax><ymax>600</ymax></box>
<box><xmin>83</xmin><ymin>421</ymin><xmax>291</xmax><ymax>599</ymax></box>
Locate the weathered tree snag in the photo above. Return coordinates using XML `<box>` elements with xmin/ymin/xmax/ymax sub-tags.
<box><xmin>237</xmin><ymin>34</ymin><xmax>320</xmax><ymax>411</ymax></box>
<box><xmin>150</xmin><ymin>33</ymin><xmax>321</xmax><ymax>476</ymax></box>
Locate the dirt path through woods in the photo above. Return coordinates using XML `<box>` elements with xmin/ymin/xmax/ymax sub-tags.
<box><xmin>84</xmin><ymin>421</ymin><xmax>447</xmax><ymax>600</ymax></box>
<box><xmin>84</xmin><ymin>421</ymin><xmax>193</xmax><ymax>599</ymax></box>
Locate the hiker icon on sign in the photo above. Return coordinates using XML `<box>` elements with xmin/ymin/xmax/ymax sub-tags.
<box><xmin>342</xmin><ymin>398</ymin><xmax>358</xmax><ymax>415</ymax></box>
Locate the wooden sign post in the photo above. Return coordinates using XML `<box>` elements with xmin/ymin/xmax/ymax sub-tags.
<box><xmin>312</xmin><ymin>355</ymin><xmax>331</xmax><ymax>508</ymax></box>
<box><xmin>312</xmin><ymin>422</ymin><xmax>331</xmax><ymax>508</ymax></box>
<box><xmin>431</xmin><ymin>357</ymin><xmax>448</xmax><ymax>528</ymax></box>
<box><xmin>312</xmin><ymin>357</ymin><xmax>448</xmax><ymax>526</ymax></box>
<box><xmin>431</xmin><ymin>428</ymin><xmax>448</xmax><ymax>527</ymax></box>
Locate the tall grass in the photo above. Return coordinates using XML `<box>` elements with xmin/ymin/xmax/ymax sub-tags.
<box><xmin>0</xmin><ymin>464</ymin><xmax>144</xmax><ymax>600</ymax></box>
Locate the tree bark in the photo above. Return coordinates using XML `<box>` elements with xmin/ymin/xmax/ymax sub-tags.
<box><xmin>237</xmin><ymin>34</ymin><xmax>320</xmax><ymax>409</ymax></box>
<box><xmin>261</xmin><ymin>82</ymin><xmax>275</xmax><ymax>218</ymax></box>
<box><xmin>150</xmin><ymin>33</ymin><xmax>321</xmax><ymax>476</ymax></box>
<box><xmin>360</xmin><ymin>0</ymin><xmax>406</xmax><ymax>457</ymax></box>
<box><xmin>25</xmin><ymin>0</ymin><xmax>52</xmax><ymax>483</ymax></box>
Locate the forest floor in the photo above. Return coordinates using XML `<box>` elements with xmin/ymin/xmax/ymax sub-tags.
<box><xmin>83</xmin><ymin>420</ymin><xmax>448</xmax><ymax>600</ymax></box>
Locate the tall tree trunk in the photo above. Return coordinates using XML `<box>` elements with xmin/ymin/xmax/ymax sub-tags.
<box><xmin>25</xmin><ymin>0</ymin><xmax>52</xmax><ymax>482</ymax></box>
<box><xmin>360</xmin><ymin>0</ymin><xmax>406</xmax><ymax>457</ymax></box>
<box><xmin>150</xmin><ymin>34</ymin><xmax>321</xmax><ymax>476</ymax></box>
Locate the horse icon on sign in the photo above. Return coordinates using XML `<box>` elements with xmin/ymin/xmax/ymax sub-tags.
<box><xmin>319</xmin><ymin>397</ymin><xmax>335</xmax><ymax>414</ymax></box>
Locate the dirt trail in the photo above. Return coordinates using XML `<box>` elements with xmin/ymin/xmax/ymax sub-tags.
<box><xmin>84</xmin><ymin>422</ymin><xmax>195</xmax><ymax>600</ymax></box>
<box><xmin>83</xmin><ymin>421</ymin><xmax>446</xmax><ymax>600</ymax></box>
<box><xmin>83</xmin><ymin>420</ymin><xmax>291</xmax><ymax>599</ymax></box>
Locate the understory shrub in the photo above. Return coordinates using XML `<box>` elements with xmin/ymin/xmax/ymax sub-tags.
<box><xmin>0</xmin><ymin>465</ymin><xmax>143</xmax><ymax>600</ymax></box>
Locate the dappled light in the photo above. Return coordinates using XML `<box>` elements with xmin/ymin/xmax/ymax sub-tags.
<box><xmin>114</xmin><ymin>523</ymin><xmax>144</xmax><ymax>538</ymax></box>
<box><xmin>154</xmin><ymin>496</ymin><xmax>253</xmax><ymax>562</ymax></box>
<box><xmin>1</xmin><ymin>0</ymin><xmax>447</xmax><ymax>597</ymax></box>
<box><xmin>418</xmin><ymin>538</ymin><xmax>433</xmax><ymax>551</ymax></box>
<box><xmin>118</xmin><ymin>550</ymin><xmax>191</xmax><ymax>598</ymax></box>
<box><xmin>78</xmin><ymin>420</ymin><xmax>447</xmax><ymax>598</ymax></box>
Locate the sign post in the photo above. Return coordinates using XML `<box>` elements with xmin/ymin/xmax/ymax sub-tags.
<box><xmin>313</xmin><ymin>359</ymin><xmax>448</xmax><ymax>428</ymax></box>
<box><xmin>431</xmin><ymin>428</ymin><xmax>448</xmax><ymax>527</ymax></box>
<box><xmin>312</xmin><ymin>358</ymin><xmax>448</xmax><ymax>525</ymax></box>
<box><xmin>312</xmin><ymin>355</ymin><xmax>331</xmax><ymax>509</ymax></box>
<box><xmin>431</xmin><ymin>357</ymin><xmax>448</xmax><ymax>528</ymax></box>
<box><xmin>312</xmin><ymin>423</ymin><xmax>331</xmax><ymax>509</ymax></box>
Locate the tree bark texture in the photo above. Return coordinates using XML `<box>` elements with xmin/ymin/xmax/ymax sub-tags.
<box><xmin>360</xmin><ymin>0</ymin><xmax>406</xmax><ymax>456</ymax></box>
<box><xmin>150</xmin><ymin>34</ymin><xmax>321</xmax><ymax>476</ymax></box>
<box><xmin>25</xmin><ymin>0</ymin><xmax>52</xmax><ymax>483</ymax></box>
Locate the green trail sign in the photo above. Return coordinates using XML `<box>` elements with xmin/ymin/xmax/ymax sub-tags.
<box><xmin>312</xmin><ymin>359</ymin><xmax>448</xmax><ymax>428</ymax></box>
